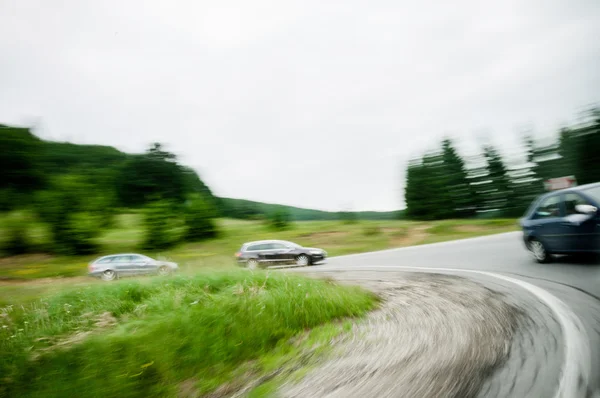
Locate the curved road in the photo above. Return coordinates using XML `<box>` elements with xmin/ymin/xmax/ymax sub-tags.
<box><xmin>292</xmin><ymin>232</ymin><xmax>600</xmax><ymax>397</ymax></box>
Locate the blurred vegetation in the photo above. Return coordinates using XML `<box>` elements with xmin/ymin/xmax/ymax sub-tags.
<box><xmin>0</xmin><ymin>124</ymin><xmax>402</xmax><ymax>257</ymax></box>
<box><xmin>0</xmin><ymin>271</ymin><xmax>377</xmax><ymax>398</ymax></box>
<box><xmin>405</xmin><ymin>107</ymin><xmax>600</xmax><ymax>220</ymax></box>
<box><xmin>266</xmin><ymin>209</ymin><xmax>292</xmax><ymax>231</ymax></box>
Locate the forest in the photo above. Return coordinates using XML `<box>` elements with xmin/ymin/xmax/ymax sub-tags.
<box><xmin>405</xmin><ymin>108</ymin><xmax>600</xmax><ymax>220</ymax></box>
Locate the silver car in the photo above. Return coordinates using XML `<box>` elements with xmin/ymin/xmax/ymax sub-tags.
<box><xmin>88</xmin><ymin>253</ymin><xmax>178</xmax><ymax>281</ymax></box>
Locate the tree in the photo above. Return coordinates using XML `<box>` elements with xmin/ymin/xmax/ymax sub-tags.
<box><xmin>141</xmin><ymin>200</ymin><xmax>180</xmax><ymax>250</ymax></box>
<box><xmin>478</xmin><ymin>145</ymin><xmax>511</xmax><ymax>214</ymax></box>
<box><xmin>505</xmin><ymin>134</ymin><xmax>543</xmax><ymax>217</ymax></box>
<box><xmin>0</xmin><ymin>125</ymin><xmax>46</xmax><ymax>210</ymax></box>
<box><xmin>116</xmin><ymin>144</ymin><xmax>187</xmax><ymax>207</ymax></box>
<box><xmin>575</xmin><ymin>108</ymin><xmax>600</xmax><ymax>185</ymax></box>
<box><xmin>405</xmin><ymin>159</ymin><xmax>429</xmax><ymax>219</ymax></box>
<box><xmin>337</xmin><ymin>211</ymin><xmax>357</xmax><ymax>224</ymax></box>
<box><xmin>267</xmin><ymin>209</ymin><xmax>291</xmax><ymax>231</ymax></box>
<box><xmin>33</xmin><ymin>176</ymin><xmax>106</xmax><ymax>255</ymax></box>
<box><xmin>441</xmin><ymin>138</ymin><xmax>476</xmax><ymax>218</ymax></box>
<box><xmin>184</xmin><ymin>196</ymin><xmax>218</xmax><ymax>241</ymax></box>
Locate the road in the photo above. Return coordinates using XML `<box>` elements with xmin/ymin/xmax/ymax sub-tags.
<box><xmin>289</xmin><ymin>232</ymin><xmax>600</xmax><ymax>397</ymax></box>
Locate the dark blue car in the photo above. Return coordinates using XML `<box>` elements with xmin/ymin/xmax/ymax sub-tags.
<box><xmin>520</xmin><ymin>182</ymin><xmax>600</xmax><ymax>263</ymax></box>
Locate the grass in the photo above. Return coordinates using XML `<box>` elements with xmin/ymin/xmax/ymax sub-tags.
<box><xmin>0</xmin><ymin>270</ymin><xmax>377</xmax><ymax>398</ymax></box>
<box><xmin>0</xmin><ymin>216</ymin><xmax>517</xmax><ymax>288</ymax></box>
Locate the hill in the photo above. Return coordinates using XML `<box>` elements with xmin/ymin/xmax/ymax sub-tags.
<box><xmin>218</xmin><ymin>197</ymin><xmax>403</xmax><ymax>221</ymax></box>
<box><xmin>1</xmin><ymin>123</ymin><xmax>402</xmax><ymax>220</ymax></box>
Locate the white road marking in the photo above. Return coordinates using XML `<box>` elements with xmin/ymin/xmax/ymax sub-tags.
<box><xmin>298</xmin><ymin>264</ymin><xmax>591</xmax><ymax>398</ymax></box>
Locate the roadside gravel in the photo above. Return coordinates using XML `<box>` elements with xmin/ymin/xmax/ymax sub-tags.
<box><xmin>279</xmin><ymin>271</ymin><xmax>523</xmax><ymax>398</ymax></box>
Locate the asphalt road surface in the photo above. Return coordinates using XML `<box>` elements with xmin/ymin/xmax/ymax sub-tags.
<box><xmin>290</xmin><ymin>232</ymin><xmax>600</xmax><ymax>398</ymax></box>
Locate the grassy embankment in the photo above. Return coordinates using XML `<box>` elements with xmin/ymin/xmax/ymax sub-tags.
<box><xmin>0</xmin><ymin>270</ymin><xmax>377</xmax><ymax>397</ymax></box>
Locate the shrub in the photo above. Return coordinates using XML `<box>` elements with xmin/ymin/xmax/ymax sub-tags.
<box><xmin>362</xmin><ymin>225</ymin><xmax>382</xmax><ymax>236</ymax></box>
<box><xmin>267</xmin><ymin>209</ymin><xmax>291</xmax><ymax>231</ymax></box>
<box><xmin>3</xmin><ymin>222</ymin><xmax>31</xmax><ymax>255</ymax></box>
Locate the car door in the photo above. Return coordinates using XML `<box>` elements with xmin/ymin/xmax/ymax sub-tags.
<box><xmin>113</xmin><ymin>255</ymin><xmax>136</xmax><ymax>274</ymax></box>
<box><xmin>270</xmin><ymin>243</ymin><xmax>293</xmax><ymax>264</ymax></box>
<box><xmin>255</xmin><ymin>244</ymin><xmax>272</xmax><ymax>263</ymax></box>
<box><xmin>529</xmin><ymin>194</ymin><xmax>568</xmax><ymax>253</ymax></box>
<box><xmin>130</xmin><ymin>255</ymin><xmax>153</xmax><ymax>274</ymax></box>
<box><xmin>563</xmin><ymin>192</ymin><xmax>598</xmax><ymax>251</ymax></box>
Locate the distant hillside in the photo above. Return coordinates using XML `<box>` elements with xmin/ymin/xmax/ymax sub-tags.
<box><xmin>1</xmin><ymin>123</ymin><xmax>402</xmax><ymax>219</ymax></box>
<box><xmin>217</xmin><ymin>197</ymin><xmax>403</xmax><ymax>221</ymax></box>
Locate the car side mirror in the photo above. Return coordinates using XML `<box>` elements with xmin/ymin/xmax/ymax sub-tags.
<box><xmin>575</xmin><ymin>204</ymin><xmax>598</xmax><ymax>215</ymax></box>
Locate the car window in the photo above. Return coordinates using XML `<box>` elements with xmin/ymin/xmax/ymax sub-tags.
<box><xmin>564</xmin><ymin>193</ymin><xmax>591</xmax><ymax>216</ymax></box>
<box><xmin>247</xmin><ymin>244</ymin><xmax>261</xmax><ymax>251</ymax></box>
<box><xmin>113</xmin><ymin>256</ymin><xmax>131</xmax><ymax>263</ymax></box>
<box><xmin>271</xmin><ymin>243</ymin><xmax>287</xmax><ymax>250</ymax></box>
<box><xmin>130</xmin><ymin>255</ymin><xmax>146</xmax><ymax>263</ymax></box>
<box><xmin>261</xmin><ymin>243</ymin><xmax>275</xmax><ymax>250</ymax></box>
<box><xmin>96</xmin><ymin>257</ymin><xmax>114</xmax><ymax>264</ymax></box>
<box><xmin>534</xmin><ymin>195</ymin><xmax>562</xmax><ymax>219</ymax></box>
<box><xmin>582</xmin><ymin>186</ymin><xmax>600</xmax><ymax>203</ymax></box>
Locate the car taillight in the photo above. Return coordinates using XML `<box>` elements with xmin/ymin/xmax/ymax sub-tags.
<box><xmin>234</xmin><ymin>252</ymin><xmax>241</xmax><ymax>257</ymax></box>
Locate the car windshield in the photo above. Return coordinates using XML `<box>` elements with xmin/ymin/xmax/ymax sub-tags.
<box><xmin>582</xmin><ymin>186</ymin><xmax>600</xmax><ymax>203</ymax></box>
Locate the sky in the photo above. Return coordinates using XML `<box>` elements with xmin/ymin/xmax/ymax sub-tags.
<box><xmin>1</xmin><ymin>0</ymin><xmax>599</xmax><ymax>211</ymax></box>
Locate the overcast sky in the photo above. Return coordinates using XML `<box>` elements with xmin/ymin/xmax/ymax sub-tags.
<box><xmin>1</xmin><ymin>0</ymin><xmax>599</xmax><ymax>211</ymax></box>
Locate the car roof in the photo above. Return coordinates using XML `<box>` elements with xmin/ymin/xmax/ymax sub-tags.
<box><xmin>243</xmin><ymin>240</ymin><xmax>293</xmax><ymax>246</ymax></box>
<box><xmin>94</xmin><ymin>253</ymin><xmax>149</xmax><ymax>260</ymax></box>
<box><xmin>571</xmin><ymin>181</ymin><xmax>600</xmax><ymax>192</ymax></box>
<box><xmin>538</xmin><ymin>182</ymin><xmax>600</xmax><ymax>199</ymax></box>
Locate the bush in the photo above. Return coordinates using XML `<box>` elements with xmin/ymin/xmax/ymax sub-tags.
<box><xmin>184</xmin><ymin>197</ymin><xmax>218</xmax><ymax>242</ymax></box>
<box><xmin>267</xmin><ymin>209</ymin><xmax>291</xmax><ymax>231</ymax></box>
<box><xmin>3</xmin><ymin>222</ymin><xmax>31</xmax><ymax>255</ymax></box>
<box><xmin>142</xmin><ymin>200</ymin><xmax>179</xmax><ymax>250</ymax></box>
<box><xmin>362</xmin><ymin>225</ymin><xmax>382</xmax><ymax>236</ymax></box>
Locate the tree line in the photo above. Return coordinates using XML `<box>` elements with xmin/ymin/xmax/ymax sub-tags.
<box><xmin>0</xmin><ymin>125</ymin><xmax>401</xmax><ymax>256</ymax></box>
<box><xmin>405</xmin><ymin>108</ymin><xmax>600</xmax><ymax>220</ymax></box>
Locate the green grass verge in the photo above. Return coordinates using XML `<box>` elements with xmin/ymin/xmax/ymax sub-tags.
<box><xmin>0</xmin><ymin>270</ymin><xmax>377</xmax><ymax>398</ymax></box>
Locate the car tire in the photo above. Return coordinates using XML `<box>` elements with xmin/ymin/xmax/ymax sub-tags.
<box><xmin>158</xmin><ymin>266</ymin><xmax>170</xmax><ymax>276</ymax></box>
<box><xmin>296</xmin><ymin>254</ymin><xmax>310</xmax><ymax>267</ymax></box>
<box><xmin>529</xmin><ymin>239</ymin><xmax>551</xmax><ymax>263</ymax></box>
<box><xmin>247</xmin><ymin>259</ymin><xmax>260</xmax><ymax>270</ymax></box>
<box><xmin>101</xmin><ymin>269</ymin><xmax>117</xmax><ymax>281</ymax></box>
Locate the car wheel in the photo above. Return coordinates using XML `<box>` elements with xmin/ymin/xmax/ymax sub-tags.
<box><xmin>296</xmin><ymin>254</ymin><xmax>310</xmax><ymax>267</ymax></box>
<box><xmin>101</xmin><ymin>270</ymin><xmax>117</xmax><ymax>281</ymax></box>
<box><xmin>529</xmin><ymin>239</ymin><xmax>551</xmax><ymax>263</ymax></box>
<box><xmin>247</xmin><ymin>259</ymin><xmax>259</xmax><ymax>270</ymax></box>
<box><xmin>158</xmin><ymin>266</ymin><xmax>170</xmax><ymax>276</ymax></box>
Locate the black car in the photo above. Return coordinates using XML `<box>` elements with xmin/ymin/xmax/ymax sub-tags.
<box><xmin>520</xmin><ymin>182</ymin><xmax>600</xmax><ymax>263</ymax></box>
<box><xmin>235</xmin><ymin>240</ymin><xmax>327</xmax><ymax>269</ymax></box>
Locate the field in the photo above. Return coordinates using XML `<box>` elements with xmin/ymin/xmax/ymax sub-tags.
<box><xmin>0</xmin><ymin>216</ymin><xmax>518</xmax><ymax>305</ymax></box>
